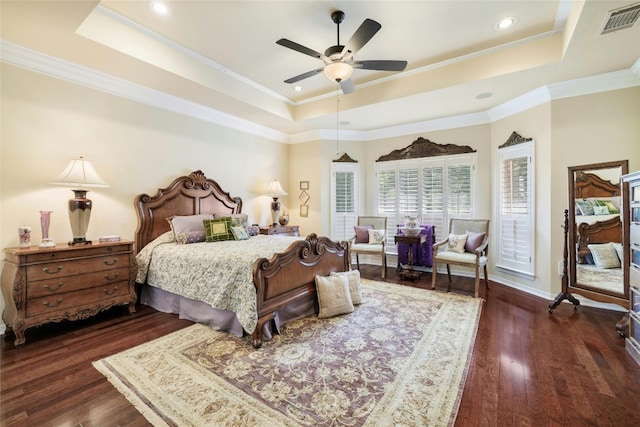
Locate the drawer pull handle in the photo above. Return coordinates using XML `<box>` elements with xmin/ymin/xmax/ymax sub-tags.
<box><xmin>43</xmin><ymin>266</ymin><xmax>63</xmax><ymax>274</ymax></box>
<box><xmin>104</xmin><ymin>259</ymin><xmax>118</xmax><ymax>266</ymax></box>
<box><xmin>104</xmin><ymin>286</ymin><xmax>119</xmax><ymax>295</ymax></box>
<box><xmin>43</xmin><ymin>298</ymin><xmax>63</xmax><ymax>307</ymax></box>
<box><xmin>104</xmin><ymin>272</ymin><xmax>120</xmax><ymax>281</ymax></box>
<box><xmin>43</xmin><ymin>283</ymin><xmax>64</xmax><ymax>291</ymax></box>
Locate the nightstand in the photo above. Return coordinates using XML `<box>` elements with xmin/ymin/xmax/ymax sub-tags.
<box><xmin>1</xmin><ymin>241</ymin><xmax>136</xmax><ymax>347</ymax></box>
<box><xmin>259</xmin><ymin>225</ymin><xmax>300</xmax><ymax>237</ymax></box>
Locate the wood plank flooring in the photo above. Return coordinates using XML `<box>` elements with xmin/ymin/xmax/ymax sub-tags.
<box><xmin>2</xmin><ymin>266</ymin><xmax>640</xmax><ymax>426</ymax></box>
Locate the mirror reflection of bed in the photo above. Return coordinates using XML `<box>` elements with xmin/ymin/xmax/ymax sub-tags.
<box><xmin>566</xmin><ymin>160</ymin><xmax>630</xmax><ymax>335</ymax></box>
<box><xmin>574</xmin><ymin>170</ymin><xmax>624</xmax><ymax>294</ymax></box>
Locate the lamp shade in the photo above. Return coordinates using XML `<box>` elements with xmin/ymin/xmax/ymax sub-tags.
<box><xmin>324</xmin><ymin>62</ymin><xmax>353</xmax><ymax>83</ymax></box>
<box><xmin>50</xmin><ymin>157</ymin><xmax>109</xmax><ymax>188</ymax></box>
<box><xmin>265</xmin><ymin>179</ymin><xmax>287</xmax><ymax>197</ymax></box>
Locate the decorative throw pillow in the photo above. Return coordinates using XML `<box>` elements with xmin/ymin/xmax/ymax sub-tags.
<box><xmin>229</xmin><ymin>214</ymin><xmax>249</xmax><ymax>231</ymax></box>
<box><xmin>575</xmin><ymin>199</ymin><xmax>597</xmax><ymax>216</ymax></box>
<box><xmin>465</xmin><ymin>230</ymin><xmax>486</xmax><ymax>253</ymax></box>
<box><xmin>354</xmin><ymin>225</ymin><xmax>373</xmax><ymax>243</ymax></box>
<box><xmin>447</xmin><ymin>234</ymin><xmax>467</xmax><ymax>253</ymax></box>
<box><xmin>597</xmin><ymin>200</ymin><xmax>619</xmax><ymax>214</ymax></box>
<box><xmin>368</xmin><ymin>229</ymin><xmax>385</xmax><ymax>245</ymax></box>
<box><xmin>230</xmin><ymin>226</ymin><xmax>249</xmax><ymax>240</ymax></box>
<box><xmin>176</xmin><ymin>230</ymin><xmax>206</xmax><ymax>244</ymax></box>
<box><xmin>330</xmin><ymin>270</ymin><xmax>363</xmax><ymax>305</ymax></box>
<box><xmin>592</xmin><ymin>206</ymin><xmax>610</xmax><ymax>215</ymax></box>
<box><xmin>203</xmin><ymin>217</ymin><xmax>234</xmax><ymax>242</ymax></box>
<box><xmin>612</xmin><ymin>242</ymin><xmax>624</xmax><ymax>263</ymax></box>
<box><xmin>315</xmin><ymin>274</ymin><xmax>354</xmax><ymax>319</ymax></box>
<box><xmin>247</xmin><ymin>225</ymin><xmax>260</xmax><ymax>236</ymax></box>
<box><xmin>588</xmin><ymin>242</ymin><xmax>621</xmax><ymax>269</ymax></box>
<box><xmin>167</xmin><ymin>214</ymin><xmax>214</xmax><ymax>242</ymax></box>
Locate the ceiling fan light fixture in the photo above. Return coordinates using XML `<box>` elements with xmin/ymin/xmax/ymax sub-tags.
<box><xmin>324</xmin><ymin>61</ymin><xmax>353</xmax><ymax>83</ymax></box>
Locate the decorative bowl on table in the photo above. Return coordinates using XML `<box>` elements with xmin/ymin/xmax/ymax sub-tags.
<box><xmin>400</xmin><ymin>227</ymin><xmax>422</xmax><ymax>236</ymax></box>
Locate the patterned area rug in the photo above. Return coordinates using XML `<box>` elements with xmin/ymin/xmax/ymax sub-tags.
<box><xmin>93</xmin><ymin>279</ymin><xmax>482</xmax><ymax>426</ymax></box>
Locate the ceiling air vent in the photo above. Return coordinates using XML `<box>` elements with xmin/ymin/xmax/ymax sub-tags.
<box><xmin>601</xmin><ymin>2</ymin><xmax>640</xmax><ymax>34</ymax></box>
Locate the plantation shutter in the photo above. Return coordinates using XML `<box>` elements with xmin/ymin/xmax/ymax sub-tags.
<box><xmin>421</xmin><ymin>164</ymin><xmax>445</xmax><ymax>237</ymax></box>
<box><xmin>497</xmin><ymin>141</ymin><xmax>534</xmax><ymax>276</ymax></box>
<box><xmin>376</xmin><ymin>165</ymin><xmax>397</xmax><ymax>247</ymax></box>
<box><xmin>331</xmin><ymin>163</ymin><xmax>359</xmax><ymax>242</ymax></box>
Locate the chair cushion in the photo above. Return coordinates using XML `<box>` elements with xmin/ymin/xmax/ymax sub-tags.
<box><xmin>465</xmin><ymin>230</ymin><xmax>486</xmax><ymax>253</ymax></box>
<box><xmin>447</xmin><ymin>234</ymin><xmax>467</xmax><ymax>253</ymax></box>
<box><xmin>354</xmin><ymin>225</ymin><xmax>373</xmax><ymax>243</ymax></box>
<box><xmin>331</xmin><ymin>270</ymin><xmax>363</xmax><ymax>305</ymax></box>
<box><xmin>368</xmin><ymin>229</ymin><xmax>385</xmax><ymax>244</ymax></box>
<box><xmin>435</xmin><ymin>251</ymin><xmax>487</xmax><ymax>266</ymax></box>
<box><xmin>351</xmin><ymin>243</ymin><xmax>384</xmax><ymax>253</ymax></box>
<box><xmin>315</xmin><ymin>274</ymin><xmax>354</xmax><ymax>319</ymax></box>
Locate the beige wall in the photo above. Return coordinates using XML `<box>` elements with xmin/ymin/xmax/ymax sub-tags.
<box><xmin>1</xmin><ymin>63</ymin><xmax>291</xmax><ymax>248</ymax></box>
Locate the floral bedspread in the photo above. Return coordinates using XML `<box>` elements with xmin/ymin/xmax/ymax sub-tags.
<box><xmin>135</xmin><ymin>232</ymin><xmax>301</xmax><ymax>333</ymax></box>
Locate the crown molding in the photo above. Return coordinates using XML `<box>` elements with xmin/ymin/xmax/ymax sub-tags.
<box><xmin>0</xmin><ymin>40</ymin><xmax>289</xmax><ymax>143</ymax></box>
<box><xmin>2</xmin><ymin>40</ymin><xmax>638</xmax><ymax>145</ymax></box>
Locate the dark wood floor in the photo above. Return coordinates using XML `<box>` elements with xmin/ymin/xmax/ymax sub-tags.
<box><xmin>2</xmin><ymin>266</ymin><xmax>640</xmax><ymax>426</ymax></box>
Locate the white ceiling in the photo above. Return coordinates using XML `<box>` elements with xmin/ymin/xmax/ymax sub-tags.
<box><xmin>1</xmin><ymin>1</ymin><xmax>639</xmax><ymax>140</ymax></box>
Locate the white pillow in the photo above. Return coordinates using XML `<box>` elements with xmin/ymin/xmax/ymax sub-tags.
<box><xmin>331</xmin><ymin>270</ymin><xmax>363</xmax><ymax>305</ymax></box>
<box><xmin>592</xmin><ymin>206</ymin><xmax>610</xmax><ymax>215</ymax></box>
<box><xmin>367</xmin><ymin>229</ymin><xmax>385</xmax><ymax>245</ymax></box>
<box><xmin>447</xmin><ymin>233</ymin><xmax>467</xmax><ymax>253</ymax></box>
<box><xmin>612</xmin><ymin>242</ymin><xmax>624</xmax><ymax>263</ymax></box>
<box><xmin>588</xmin><ymin>243</ymin><xmax>621</xmax><ymax>269</ymax></box>
<box><xmin>167</xmin><ymin>214</ymin><xmax>214</xmax><ymax>242</ymax></box>
<box><xmin>315</xmin><ymin>274</ymin><xmax>354</xmax><ymax>319</ymax></box>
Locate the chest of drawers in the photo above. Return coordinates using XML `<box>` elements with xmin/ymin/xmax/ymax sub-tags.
<box><xmin>1</xmin><ymin>241</ymin><xmax>136</xmax><ymax>346</ymax></box>
<box><xmin>623</xmin><ymin>171</ymin><xmax>640</xmax><ymax>366</ymax></box>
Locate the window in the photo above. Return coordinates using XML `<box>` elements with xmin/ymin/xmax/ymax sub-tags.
<box><xmin>376</xmin><ymin>153</ymin><xmax>477</xmax><ymax>253</ymax></box>
<box><xmin>496</xmin><ymin>141</ymin><xmax>534</xmax><ymax>276</ymax></box>
<box><xmin>331</xmin><ymin>162</ymin><xmax>359</xmax><ymax>242</ymax></box>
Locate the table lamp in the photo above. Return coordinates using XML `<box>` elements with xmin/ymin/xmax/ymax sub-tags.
<box><xmin>50</xmin><ymin>157</ymin><xmax>109</xmax><ymax>245</ymax></box>
<box><xmin>265</xmin><ymin>179</ymin><xmax>287</xmax><ymax>227</ymax></box>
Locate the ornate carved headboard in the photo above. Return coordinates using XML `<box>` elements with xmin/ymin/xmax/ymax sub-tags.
<box><xmin>134</xmin><ymin>170</ymin><xmax>242</xmax><ymax>251</ymax></box>
<box><xmin>574</xmin><ymin>171</ymin><xmax>620</xmax><ymax>198</ymax></box>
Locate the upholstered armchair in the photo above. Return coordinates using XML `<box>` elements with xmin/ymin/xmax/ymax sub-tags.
<box><xmin>431</xmin><ymin>218</ymin><xmax>490</xmax><ymax>298</ymax></box>
<box><xmin>349</xmin><ymin>216</ymin><xmax>388</xmax><ymax>279</ymax></box>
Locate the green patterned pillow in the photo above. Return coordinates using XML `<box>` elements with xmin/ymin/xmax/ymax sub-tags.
<box><xmin>218</xmin><ymin>214</ymin><xmax>249</xmax><ymax>231</ymax></box>
<box><xmin>597</xmin><ymin>200</ymin><xmax>619</xmax><ymax>214</ymax></box>
<box><xmin>203</xmin><ymin>218</ymin><xmax>234</xmax><ymax>242</ymax></box>
<box><xmin>230</xmin><ymin>226</ymin><xmax>249</xmax><ymax>240</ymax></box>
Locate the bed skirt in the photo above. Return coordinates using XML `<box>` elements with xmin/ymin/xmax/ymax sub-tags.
<box><xmin>140</xmin><ymin>285</ymin><xmax>317</xmax><ymax>341</ymax></box>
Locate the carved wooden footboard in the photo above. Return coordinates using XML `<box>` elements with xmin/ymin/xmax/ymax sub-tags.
<box><xmin>252</xmin><ymin>234</ymin><xmax>349</xmax><ymax>348</ymax></box>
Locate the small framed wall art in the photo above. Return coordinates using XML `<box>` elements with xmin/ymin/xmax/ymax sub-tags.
<box><xmin>299</xmin><ymin>191</ymin><xmax>310</xmax><ymax>205</ymax></box>
<box><xmin>300</xmin><ymin>204</ymin><xmax>309</xmax><ymax>217</ymax></box>
<box><xmin>300</xmin><ymin>181</ymin><xmax>309</xmax><ymax>190</ymax></box>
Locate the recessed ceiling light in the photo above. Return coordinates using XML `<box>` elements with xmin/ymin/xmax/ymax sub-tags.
<box><xmin>476</xmin><ymin>92</ymin><xmax>493</xmax><ymax>99</ymax></box>
<box><xmin>496</xmin><ymin>16</ymin><xmax>518</xmax><ymax>30</ymax></box>
<box><xmin>150</xmin><ymin>2</ymin><xmax>170</xmax><ymax>16</ymax></box>
<box><xmin>294</xmin><ymin>86</ymin><xmax>303</xmax><ymax>92</ymax></box>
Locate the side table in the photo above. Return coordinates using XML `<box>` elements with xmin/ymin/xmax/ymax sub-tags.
<box><xmin>395</xmin><ymin>234</ymin><xmax>427</xmax><ymax>280</ymax></box>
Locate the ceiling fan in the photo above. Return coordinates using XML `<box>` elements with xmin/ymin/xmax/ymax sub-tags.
<box><xmin>276</xmin><ymin>10</ymin><xmax>407</xmax><ymax>94</ymax></box>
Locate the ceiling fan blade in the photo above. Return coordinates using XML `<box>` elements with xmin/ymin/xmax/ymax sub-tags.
<box><xmin>276</xmin><ymin>39</ymin><xmax>331</xmax><ymax>62</ymax></box>
<box><xmin>353</xmin><ymin>60</ymin><xmax>408</xmax><ymax>71</ymax></box>
<box><xmin>340</xmin><ymin>78</ymin><xmax>355</xmax><ymax>94</ymax></box>
<box><xmin>284</xmin><ymin>68</ymin><xmax>324</xmax><ymax>84</ymax></box>
<box><xmin>340</xmin><ymin>19</ymin><xmax>381</xmax><ymax>58</ymax></box>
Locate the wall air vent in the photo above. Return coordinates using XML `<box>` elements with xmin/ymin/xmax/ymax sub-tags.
<box><xmin>600</xmin><ymin>2</ymin><xmax>640</xmax><ymax>34</ymax></box>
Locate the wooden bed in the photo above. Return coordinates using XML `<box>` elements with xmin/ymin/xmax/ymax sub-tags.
<box><xmin>134</xmin><ymin>170</ymin><xmax>349</xmax><ymax>348</ymax></box>
<box><xmin>574</xmin><ymin>171</ymin><xmax>622</xmax><ymax>264</ymax></box>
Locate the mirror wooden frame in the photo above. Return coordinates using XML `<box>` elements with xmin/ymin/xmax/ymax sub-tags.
<box><xmin>567</xmin><ymin>160</ymin><xmax>629</xmax><ymax>308</ymax></box>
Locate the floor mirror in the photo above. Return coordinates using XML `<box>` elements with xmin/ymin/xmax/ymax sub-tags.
<box><xmin>551</xmin><ymin>160</ymin><xmax>630</xmax><ymax>334</ymax></box>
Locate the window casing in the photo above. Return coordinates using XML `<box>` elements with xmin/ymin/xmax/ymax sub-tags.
<box><xmin>496</xmin><ymin>141</ymin><xmax>535</xmax><ymax>277</ymax></box>
<box><xmin>376</xmin><ymin>153</ymin><xmax>477</xmax><ymax>254</ymax></box>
